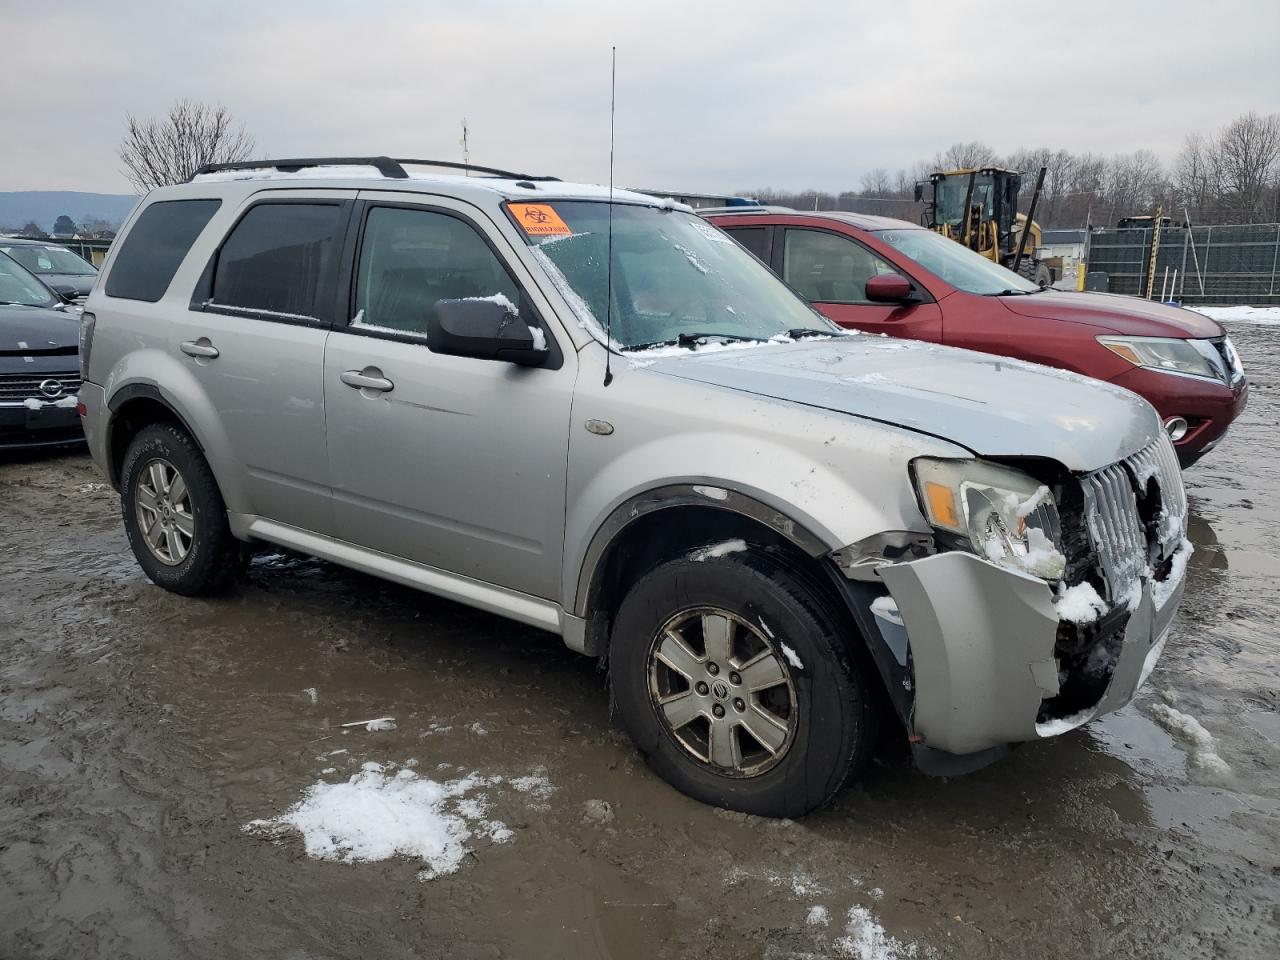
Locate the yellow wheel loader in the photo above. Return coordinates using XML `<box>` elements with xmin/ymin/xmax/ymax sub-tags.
<box><xmin>914</xmin><ymin>166</ymin><xmax>1054</xmax><ymax>287</ymax></box>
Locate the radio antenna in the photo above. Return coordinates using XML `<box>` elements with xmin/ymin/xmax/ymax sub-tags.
<box><xmin>603</xmin><ymin>45</ymin><xmax>617</xmax><ymax>387</ymax></box>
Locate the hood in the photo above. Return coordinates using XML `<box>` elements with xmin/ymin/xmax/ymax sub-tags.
<box><xmin>0</xmin><ymin>304</ymin><xmax>81</xmax><ymax>353</ymax></box>
<box><xmin>998</xmin><ymin>290</ymin><xmax>1223</xmax><ymax>338</ymax></box>
<box><xmin>642</xmin><ymin>337</ymin><xmax>1161</xmax><ymax>473</ymax></box>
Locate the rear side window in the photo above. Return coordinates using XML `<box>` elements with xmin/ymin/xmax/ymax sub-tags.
<box><xmin>105</xmin><ymin>199</ymin><xmax>221</xmax><ymax>302</ymax></box>
<box><xmin>210</xmin><ymin>203</ymin><xmax>345</xmax><ymax>322</ymax></box>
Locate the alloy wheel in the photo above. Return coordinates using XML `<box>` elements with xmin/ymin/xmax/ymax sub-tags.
<box><xmin>134</xmin><ymin>457</ymin><xmax>194</xmax><ymax>565</ymax></box>
<box><xmin>647</xmin><ymin>607</ymin><xmax>798</xmax><ymax>776</ymax></box>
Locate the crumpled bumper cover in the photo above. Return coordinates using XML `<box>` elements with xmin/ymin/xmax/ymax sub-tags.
<box><xmin>875</xmin><ymin>551</ymin><xmax>1183</xmax><ymax>758</ymax></box>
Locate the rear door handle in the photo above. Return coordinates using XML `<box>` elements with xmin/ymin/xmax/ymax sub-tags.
<box><xmin>341</xmin><ymin>368</ymin><xmax>394</xmax><ymax>393</ymax></box>
<box><xmin>180</xmin><ymin>338</ymin><xmax>219</xmax><ymax>359</ymax></box>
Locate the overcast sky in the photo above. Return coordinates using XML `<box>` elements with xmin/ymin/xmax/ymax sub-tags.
<box><xmin>5</xmin><ymin>0</ymin><xmax>1279</xmax><ymax>196</ymax></box>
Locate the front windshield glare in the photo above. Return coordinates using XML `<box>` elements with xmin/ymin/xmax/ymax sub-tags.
<box><xmin>874</xmin><ymin>228</ymin><xmax>1038</xmax><ymax>296</ymax></box>
<box><xmin>515</xmin><ymin>201</ymin><xmax>835</xmax><ymax>349</ymax></box>
<box><xmin>0</xmin><ymin>254</ymin><xmax>56</xmax><ymax>308</ymax></box>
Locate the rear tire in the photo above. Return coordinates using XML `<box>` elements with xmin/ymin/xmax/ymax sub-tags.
<box><xmin>120</xmin><ymin>423</ymin><xmax>241</xmax><ymax>596</ymax></box>
<box><xmin>610</xmin><ymin>549</ymin><xmax>878</xmax><ymax>817</ymax></box>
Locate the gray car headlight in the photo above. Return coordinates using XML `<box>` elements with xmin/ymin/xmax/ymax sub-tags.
<box><xmin>1097</xmin><ymin>335</ymin><xmax>1218</xmax><ymax>380</ymax></box>
<box><xmin>912</xmin><ymin>458</ymin><xmax>1065</xmax><ymax>580</ymax></box>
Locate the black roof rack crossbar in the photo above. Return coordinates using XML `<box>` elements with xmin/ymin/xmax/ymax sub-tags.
<box><xmin>393</xmin><ymin>159</ymin><xmax>560</xmax><ymax>181</ymax></box>
<box><xmin>191</xmin><ymin>156</ymin><xmax>558</xmax><ymax>182</ymax></box>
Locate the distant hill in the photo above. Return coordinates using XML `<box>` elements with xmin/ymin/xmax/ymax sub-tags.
<box><xmin>0</xmin><ymin>191</ymin><xmax>139</xmax><ymax>233</ymax></box>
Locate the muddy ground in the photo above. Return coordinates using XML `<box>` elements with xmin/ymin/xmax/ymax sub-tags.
<box><xmin>3</xmin><ymin>325</ymin><xmax>1279</xmax><ymax>960</ymax></box>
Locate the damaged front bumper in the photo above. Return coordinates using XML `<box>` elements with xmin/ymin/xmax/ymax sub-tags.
<box><xmin>860</xmin><ymin>550</ymin><xmax>1184</xmax><ymax>773</ymax></box>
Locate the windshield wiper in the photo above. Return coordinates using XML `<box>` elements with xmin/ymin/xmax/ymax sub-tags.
<box><xmin>983</xmin><ymin>288</ymin><xmax>1030</xmax><ymax>297</ymax></box>
<box><xmin>786</xmin><ymin>328</ymin><xmax>832</xmax><ymax>340</ymax></box>
<box><xmin>627</xmin><ymin>332</ymin><xmax>769</xmax><ymax>351</ymax></box>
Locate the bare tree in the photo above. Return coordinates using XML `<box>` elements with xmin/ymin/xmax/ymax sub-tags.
<box><xmin>933</xmin><ymin>141</ymin><xmax>998</xmax><ymax>171</ymax></box>
<box><xmin>858</xmin><ymin>167</ymin><xmax>892</xmax><ymax>196</ymax></box>
<box><xmin>118</xmin><ymin>100</ymin><xmax>255</xmax><ymax>191</ymax></box>
<box><xmin>1172</xmin><ymin>132</ymin><xmax>1217</xmax><ymax>214</ymax></box>
<box><xmin>1214</xmin><ymin>112</ymin><xmax>1280</xmax><ymax>222</ymax></box>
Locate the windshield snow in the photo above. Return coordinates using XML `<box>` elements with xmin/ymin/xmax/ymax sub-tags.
<box><xmin>516</xmin><ymin>201</ymin><xmax>834</xmax><ymax>350</ymax></box>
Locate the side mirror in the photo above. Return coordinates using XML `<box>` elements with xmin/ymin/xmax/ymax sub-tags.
<box><xmin>865</xmin><ymin>274</ymin><xmax>914</xmax><ymax>303</ymax></box>
<box><xmin>428</xmin><ymin>298</ymin><xmax>549</xmax><ymax>367</ymax></box>
<box><xmin>49</xmin><ymin>283</ymin><xmax>79</xmax><ymax>302</ymax></box>
<box><xmin>913</xmin><ymin>183</ymin><xmax>924</xmax><ymax>202</ymax></box>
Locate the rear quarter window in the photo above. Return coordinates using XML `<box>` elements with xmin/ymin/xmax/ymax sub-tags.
<box><xmin>105</xmin><ymin>199</ymin><xmax>221</xmax><ymax>302</ymax></box>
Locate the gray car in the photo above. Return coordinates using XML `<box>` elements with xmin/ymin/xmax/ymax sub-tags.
<box><xmin>0</xmin><ymin>237</ymin><xmax>98</xmax><ymax>301</ymax></box>
<box><xmin>77</xmin><ymin>157</ymin><xmax>1188</xmax><ymax>817</ymax></box>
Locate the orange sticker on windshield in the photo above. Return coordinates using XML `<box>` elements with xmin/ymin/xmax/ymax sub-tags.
<box><xmin>509</xmin><ymin>203</ymin><xmax>572</xmax><ymax>236</ymax></box>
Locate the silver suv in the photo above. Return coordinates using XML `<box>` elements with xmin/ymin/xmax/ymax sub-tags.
<box><xmin>79</xmin><ymin>157</ymin><xmax>1189</xmax><ymax>817</ymax></box>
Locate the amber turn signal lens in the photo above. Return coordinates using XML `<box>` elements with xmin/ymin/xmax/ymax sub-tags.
<box><xmin>1100</xmin><ymin>341</ymin><xmax>1142</xmax><ymax>364</ymax></box>
<box><xmin>924</xmin><ymin>481</ymin><xmax>959</xmax><ymax>529</ymax></box>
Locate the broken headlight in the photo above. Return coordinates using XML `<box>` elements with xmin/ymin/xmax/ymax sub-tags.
<box><xmin>911</xmin><ymin>458</ymin><xmax>1065</xmax><ymax>581</ymax></box>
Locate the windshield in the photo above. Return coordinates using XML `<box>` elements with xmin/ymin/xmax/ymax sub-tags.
<box><xmin>934</xmin><ymin>174</ymin><xmax>994</xmax><ymax>227</ymax></box>
<box><xmin>0</xmin><ymin>252</ymin><xmax>57</xmax><ymax>308</ymax></box>
<box><xmin>0</xmin><ymin>244</ymin><xmax>96</xmax><ymax>276</ymax></box>
<box><xmin>514</xmin><ymin>201</ymin><xmax>834</xmax><ymax>350</ymax></box>
<box><xmin>874</xmin><ymin>229</ymin><xmax>1039</xmax><ymax>296</ymax></box>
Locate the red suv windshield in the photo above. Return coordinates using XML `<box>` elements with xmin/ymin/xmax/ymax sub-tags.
<box><xmin>875</xmin><ymin>229</ymin><xmax>1039</xmax><ymax>296</ymax></box>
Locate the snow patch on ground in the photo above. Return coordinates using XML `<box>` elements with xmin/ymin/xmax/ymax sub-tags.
<box><xmin>806</xmin><ymin>904</ymin><xmax>831</xmax><ymax>926</ymax></box>
<box><xmin>1193</xmin><ymin>305</ymin><xmax>1280</xmax><ymax>325</ymax></box>
<box><xmin>509</xmin><ymin>770</ymin><xmax>556</xmax><ymax>807</ymax></box>
<box><xmin>689</xmin><ymin>538</ymin><xmax>748</xmax><ymax>561</ymax></box>
<box><xmin>834</xmin><ymin>906</ymin><xmax>914</xmax><ymax>959</ymax></box>
<box><xmin>243</xmin><ymin>761</ymin><xmax>534</xmax><ymax>881</ymax></box>
<box><xmin>1149</xmin><ymin>703</ymin><xmax>1232</xmax><ymax>782</ymax></box>
<box><xmin>302</xmin><ymin>687</ymin><xmax>318</xmax><ymax>705</ymax></box>
<box><xmin>365</xmin><ymin>718</ymin><xmax>397</xmax><ymax>732</ymax></box>
<box><xmin>832</xmin><ymin>906</ymin><xmax>908</xmax><ymax>959</ymax></box>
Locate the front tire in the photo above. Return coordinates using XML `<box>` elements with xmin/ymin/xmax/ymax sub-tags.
<box><xmin>120</xmin><ymin>423</ymin><xmax>240</xmax><ymax>595</ymax></box>
<box><xmin>610</xmin><ymin>549</ymin><xmax>878</xmax><ymax>817</ymax></box>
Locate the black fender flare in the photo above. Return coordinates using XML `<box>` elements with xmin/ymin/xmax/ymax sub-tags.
<box><xmin>572</xmin><ymin>483</ymin><xmax>830</xmax><ymax>619</ymax></box>
<box><xmin>105</xmin><ymin>383</ymin><xmax>204</xmax><ymax>480</ymax></box>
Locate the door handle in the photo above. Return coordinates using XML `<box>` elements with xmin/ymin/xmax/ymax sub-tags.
<box><xmin>341</xmin><ymin>368</ymin><xmax>394</xmax><ymax>393</ymax></box>
<box><xmin>180</xmin><ymin>338</ymin><xmax>220</xmax><ymax>359</ymax></box>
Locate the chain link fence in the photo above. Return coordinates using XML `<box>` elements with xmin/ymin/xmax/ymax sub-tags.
<box><xmin>1086</xmin><ymin>223</ymin><xmax>1280</xmax><ymax>304</ymax></box>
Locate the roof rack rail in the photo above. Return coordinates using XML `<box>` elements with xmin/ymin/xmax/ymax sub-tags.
<box><xmin>190</xmin><ymin>156</ymin><xmax>558</xmax><ymax>182</ymax></box>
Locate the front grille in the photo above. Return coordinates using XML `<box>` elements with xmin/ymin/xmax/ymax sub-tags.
<box><xmin>0</xmin><ymin>372</ymin><xmax>82</xmax><ymax>402</ymax></box>
<box><xmin>1081</xmin><ymin>434</ymin><xmax>1187</xmax><ymax>602</ymax></box>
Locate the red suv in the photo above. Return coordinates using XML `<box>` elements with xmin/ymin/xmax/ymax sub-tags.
<box><xmin>705</xmin><ymin>210</ymin><xmax>1247</xmax><ymax>466</ymax></box>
